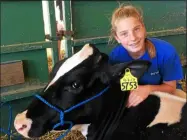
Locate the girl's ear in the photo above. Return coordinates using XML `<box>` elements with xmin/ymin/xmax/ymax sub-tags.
<box><xmin>141</xmin><ymin>23</ymin><xmax>147</xmax><ymax>37</ymax></box>
<box><xmin>114</xmin><ymin>34</ymin><xmax>121</xmax><ymax>44</ymax></box>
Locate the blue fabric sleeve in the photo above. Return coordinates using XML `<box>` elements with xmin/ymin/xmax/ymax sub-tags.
<box><xmin>161</xmin><ymin>52</ymin><xmax>184</xmax><ymax>81</ymax></box>
<box><xmin>108</xmin><ymin>50</ymin><xmax>117</xmax><ymax>65</ymax></box>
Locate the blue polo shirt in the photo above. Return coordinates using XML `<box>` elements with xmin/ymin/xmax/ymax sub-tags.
<box><xmin>109</xmin><ymin>38</ymin><xmax>184</xmax><ymax>89</ymax></box>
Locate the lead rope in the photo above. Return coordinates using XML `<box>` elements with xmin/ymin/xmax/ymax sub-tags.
<box><xmin>0</xmin><ymin>102</ymin><xmax>21</xmax><ymax>140</ymax></box>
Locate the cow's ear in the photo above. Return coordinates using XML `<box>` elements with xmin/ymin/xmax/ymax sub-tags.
<box><xmin>87</xmin><ymin>71</ymin><xmax>110</xmax><ymax>88</ymax></box>
<box><xmin>109</xmin><ymin>60</ymin><xmax>151</xmax><ymax>80</ymax></box>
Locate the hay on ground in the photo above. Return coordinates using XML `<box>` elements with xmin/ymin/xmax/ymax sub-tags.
<box><xmin>1</xmin><ymin>130</ymin><xmax>85</xmax><ymax>140</ymax></box>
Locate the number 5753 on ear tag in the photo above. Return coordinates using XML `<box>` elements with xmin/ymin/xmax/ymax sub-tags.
<box><xmin>120</xmin><ymin>68</ymin><xmax>138</xmax><ymax>91</ymax></box>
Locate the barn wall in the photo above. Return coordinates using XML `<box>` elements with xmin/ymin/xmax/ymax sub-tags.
<box><xmin>0</xmin><ymin>1</ymin><xmax>186</xmax><ymax>137</ymax></box>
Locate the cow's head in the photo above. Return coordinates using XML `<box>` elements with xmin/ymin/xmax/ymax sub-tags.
<box><xmin>14</xmin><ymin>44</ymin><xmax>151</xmax><ymax>138</ymax></box>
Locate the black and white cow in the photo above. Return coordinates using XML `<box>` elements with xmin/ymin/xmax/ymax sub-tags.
<box><xmin>14</xmin><ymin>44</ymin><xmax>187</xmax><ymax>140</ymax></box>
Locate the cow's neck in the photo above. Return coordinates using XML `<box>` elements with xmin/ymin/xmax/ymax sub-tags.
<box><xmin>86</xmin><ymin>85</ymin><xmax>161</xmax><ymax>140</ymax></box>
<box><xmin>87</xmin><ymin>84</ymin><xmax>130</xmax><ymax>140</ymax></box>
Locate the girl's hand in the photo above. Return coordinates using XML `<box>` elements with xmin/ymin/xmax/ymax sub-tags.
<box><xmin>127</xmin><ymin>85</ymin><xmax>151</xmax><ymax>108</ymax></box>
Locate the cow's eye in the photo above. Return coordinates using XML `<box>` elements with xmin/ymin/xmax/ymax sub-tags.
<box><xmin>72</xmin><ymin>82</ymin><xmax>80</xmax><ymax>89</ymax></box>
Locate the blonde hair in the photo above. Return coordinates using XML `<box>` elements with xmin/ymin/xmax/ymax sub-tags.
<box><xmin>109</xmin><ymin>4</ymin><xmax>156</xmax><ymax>59</ymax></box>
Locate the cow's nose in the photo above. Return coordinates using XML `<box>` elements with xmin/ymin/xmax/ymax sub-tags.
<box><xmin>15</xmin><ymin>123</ymin><xmax>27</xmax><ymax>131</ymax></box>
<box><xmin>14</xmin><ymin>110</ymin><xmax>32</xmax><ymax>138</ymax></box>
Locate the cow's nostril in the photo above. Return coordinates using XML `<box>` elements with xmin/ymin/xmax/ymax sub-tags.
<box><xmin>22</xmin><ymin>124</ymin><xmax>27</xmax><ymax>129</ymax></box>
<box><xmin>18</xmin><ymin>124</ymin><xmax>27</xmax><ymax>131</ymax></box>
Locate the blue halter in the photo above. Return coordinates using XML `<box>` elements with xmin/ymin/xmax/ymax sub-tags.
<box><xmin>34</xmin><ymin>86</ymin><xmax>110</xmax><ymax>140</ymax></box>
<box><xmin>0</xmin><ymin>102</ymin><xmax>22</xmax><ymax>140</ymax></box>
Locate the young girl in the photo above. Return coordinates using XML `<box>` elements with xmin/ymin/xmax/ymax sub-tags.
<box><xmin>108</xmin><ymin>4</ymin><xmax>186</xmax><ymax>108</ymax></box>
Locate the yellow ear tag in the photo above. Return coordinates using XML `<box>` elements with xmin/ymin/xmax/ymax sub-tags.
<box><xmin>120</xmin><ymin>68</ymin><xmax>138</xmax><ymax>91</ymax></box>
